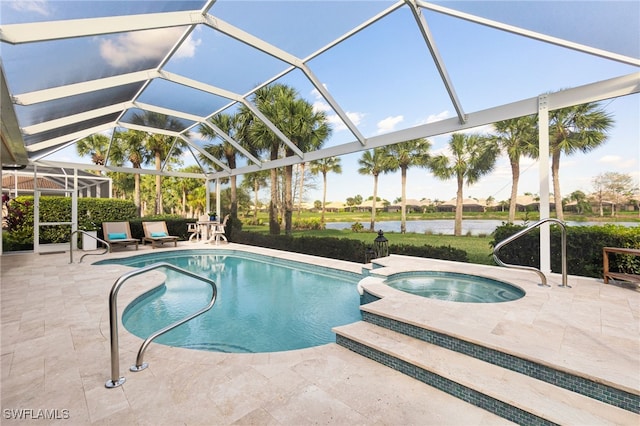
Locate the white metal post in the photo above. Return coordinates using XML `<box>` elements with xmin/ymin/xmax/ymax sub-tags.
<box><xmin>538</xmin><ymin>95</ymin><xmax>551</xmax><ymax>274</ymax></box>
<box><xmin>33</xmin><ymin>166</ymin><xmax>40</xmax><ymax>254</ymax></box>
<box><xmin>215</xmin><ymin>177</ymin><xmax>221</xmax><ymax>217</ymax></box>
<box><xmin>71</xmin><ymin>170</ymin><xmax>78</xmax><ymax>251</ymax></box>
<box><xmin>205</xmin><ymin>179</ymin><xmax>211</xmax><ymax>215</ymax></box>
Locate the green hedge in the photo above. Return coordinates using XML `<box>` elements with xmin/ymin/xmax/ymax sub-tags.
<box><xmin>1</xmin><ymin>196</ymin><xmax>196</xmax><ymax>250</ymax></box>
<box><xmin>490</xmin><ymin>223</ymin><xmax>640</xmax><ymax>278</ymax></box>
<box><xmin>233</xmin><ymin>231</ymin><xmax>469</xmax><ymax>264</ymax></box>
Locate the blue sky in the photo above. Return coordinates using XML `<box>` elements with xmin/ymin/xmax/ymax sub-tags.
<box><xmin>1</xmin><ymin>0</ymin><xmax>638</xmax><ymax>205</ymax></box>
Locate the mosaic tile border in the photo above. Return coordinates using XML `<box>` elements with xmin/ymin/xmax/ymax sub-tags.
<box><xmin>359</xmin><ymin>294</ymin><xmax>639</xmax><ymax>414</ymax></box>
<box><xmin>336</xmin><ymin>335</ymin><xmax>554</xmax><ymax>426</ymax></box>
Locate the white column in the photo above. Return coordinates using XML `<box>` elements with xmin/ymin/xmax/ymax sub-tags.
<box><xmin>215</xmin><ymin>177</ymin><xmax>221</xmax><ymax>217</ymax></box>
<box><xmin>205</xmin><ymin>179</ymin><xmax>211</xmax><ymax>215</ymax></box>
<box><xmin>538</xmin><ymin>95</ymin><xmax>551</xmax><ymax>274</ymax></box>
<box><xmin>71</xmin><ymin>170</ymin><xmax>78</xmax><ymax>251</ymax></box>
<box><xmin>33</xmin><ymin>166</ymin><xmax>40</xmax><ymax>253</ymax></box>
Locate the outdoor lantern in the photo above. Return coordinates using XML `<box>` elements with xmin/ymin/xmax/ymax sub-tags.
<box><xmin>374</xmin><ymin>230</ymin><xmax>389</xmax><ymax>258</ymax></box>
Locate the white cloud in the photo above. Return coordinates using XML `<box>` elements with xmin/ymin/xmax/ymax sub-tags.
<box><xmin>599</xmin><ymin>154</ymin><xmax>637</xmax><ymax>169</ymax></box>
<box><xmin>423</xmin><ymin>110</ymin><xmax>450</xmax><ymax>124</ymax></box>
<box><xmin>100</xmin><ymin>28</ymin><xmax>200</xmax><ymax>68</ymax></box>
<box><xmin>377</xmin><ymin>115</ymin><xmax>403</xmax><ymax>134</ymax></box>
<box><xmin>326</xmin><ymin>111</ymin><xmax>365</xmax><ymax>131</ymax></box>
<box><xmin>311</xmin><ymin>86</ymin><xmax>365</xmax><ymax>132</ymax></box>
<box><xmin>313</xmin><ymin>100</ymin><xmax>332</xmax><ymax>113</ymax></box>
<box><xmin>10</xmin><ymin>0</ymin><xmax>50</xmax><ymax>15</ymax></box>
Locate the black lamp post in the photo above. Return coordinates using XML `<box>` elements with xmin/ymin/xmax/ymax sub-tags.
<box><xmin>374</xmin><ymin>230</ymin><xmax>389</xmax><ymax>258</ymax></box>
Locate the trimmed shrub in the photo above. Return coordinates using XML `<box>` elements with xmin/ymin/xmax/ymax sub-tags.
<box><xmin>233</xmin><ymin>231</ymin><xmax>470</xmax><ymax>264</ymax></box>
<box><xmin>490</xmin><ymin>223</ymin><xmax>639</xmax><ymax>278</ymax></box>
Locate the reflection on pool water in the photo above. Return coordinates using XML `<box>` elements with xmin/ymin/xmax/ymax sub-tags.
<box><xmin>384</xmin><ymin>271</ymin><xmax>525</xmax><ymax>303</ymax></box>
<box><xmin>96</xmin><ymin>250</ymin><xmax>362</xmax><ymax>353</ymax></box>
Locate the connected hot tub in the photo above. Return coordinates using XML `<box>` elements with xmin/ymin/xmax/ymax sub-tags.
<box><xmin>384</xmin><ymin>271</ymin><xmax>525</xmax><ymax>303</ymax></box>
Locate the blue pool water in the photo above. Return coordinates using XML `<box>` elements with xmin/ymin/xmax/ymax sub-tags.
<box><xmin>384</xmin><ymin>271</ymin><xmax>525</xmax><ymax>303</ymax></box>
<box><xmin>96</xmin><ymin>250</ymin><xmax>362</xmax><ymax>353</ymax></box>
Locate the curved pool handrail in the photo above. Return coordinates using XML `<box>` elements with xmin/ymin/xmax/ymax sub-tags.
<box><xmin>105</xmin><ymin>262</ymin><xmax>217</xmax><ymax>389</ymax></box>
<box><xmin>493</xmin><ymin>218</ymin><xmax>568</xmax><ymax>288</ymax></box>
<box><xmin>69</xmin><ymin>230</ymin><xmax>110</xmax><ymax>263</ymax></box>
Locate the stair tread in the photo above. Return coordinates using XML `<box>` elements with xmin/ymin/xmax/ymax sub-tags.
<box><xmin>334</xmin><ymin>321</ymin><xmax>639</xmax><ymax>425</ymax></box>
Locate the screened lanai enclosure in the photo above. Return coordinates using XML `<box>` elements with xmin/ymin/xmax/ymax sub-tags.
<box><xmin>1</xmin><ymin>0</ymin><xmax>638</xmax><ymax>257</ymax></box>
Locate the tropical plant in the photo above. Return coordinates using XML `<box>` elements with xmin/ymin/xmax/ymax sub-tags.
<box><xmin>200</xmin><ymin>113</ymin><xmax>245</xmax><ymax>220</ymax></box>
<box><xmin>549</xmin><ymin>102</ymin><xmax>613</xmax><ymax>221</ymax></box>
<box><xmin>429</xmin><ymin>133</ymin><xmax>499</xmax><ymax>236</ymax></box>
<box><xmin>310</xmin><ymin>157</ymin><xmax>342</xmax><ymax>225</ymax></box>
<box><xmin>491</xmin><ymin>115</ymin><xmax>539</xmax><ymax>223</ymax></box>
<box><xmin>131</xmin><ymin>111</ymin><xmax>188</xmax><ymax>214</ymax></box>
<box><xmin>112</xmin><ymin>129</ymin><xmax>151</xmax><ymax>215</ymax></box>
<box><xmin>247</xmin><ymin>84</ymin><xmax>331</xmax><ymax>235</ymax></box>
<box><xmin>75</xmin><ymin>133</ymin><xmax>111</xmax><ymax>168</ymax></box>
<box><xmin>241</xmin><ymin>170</ymin><xmax>269</xmax><ymax>223</ymax></box>
<box><xmin>382</xmin><ymin>139</ymin><xmax>431</xmax><ymax>233</ymax></box>
<box><xmin>565</xmin><ymin>190</ymin><xmax>591</xmax><ymax>215</ymax></box>
<box><xmin>358</xmin><ymin>148</ymin><xmax>387</xmax><ymax>231</ymax></box>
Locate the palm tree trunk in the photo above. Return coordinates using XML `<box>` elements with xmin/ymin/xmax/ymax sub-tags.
<box><xmin>155</xmin><ymin>151</ymin><xmax>162</xmax><ymax>215</ymax></box>
<box><xmin>253</xmin><ymin>180</ymin><xmax>259</xmax><ymax>222</ymax></box>
<box><xmin>230</xmin><ymin>175</ymin><xmax>237</xmax><ymax>218</ymax></box>
<box><xmin>455</xmin><ymin>175</ymin><xmax>464</xmax><ymax>236</ymax></box>
<box><xmin>181</xmin><ymin>187</ymin><xmax>187</xmax><ymax>216</ymax></box>
<box><xmin>269</xmin><ymin>167</ymin><xmax>279</xmax><ymax>234</ymax></box>
<box><xmin>508</xmin><ymin>159</ymin><xmax>519</xmax><ymax>223</ymax></box>
<box><xmin>551</xmin><ymin>150</ymin><xmax>564</xmax><ymax>221</ymax></box>
<box><xmin>401</xmin><ymin>166</ymin><xmax>407</xmax><ymax>234</ymax></box>
<box><xmin>370</xmin><ymin>174</ymin><xmax>378</xmax><ymax>232</ymax></box>
<box><xmin>134</xmin><ymin>173</ymin><xmax>141</xmax><ymax>217</ymax></box>
<box><xmin>321</xmin><ymin>171</ymin><xmax>327</xmax><ymax>225</ymax></box>
<box><xmin>298</xmin><ymin>163</ymin><xmax>305</xmax><ymax>219</ymax></box>
<box><xmin>284</xmin><ymin>165</ymin><xmax>293</xmax><ymax>235</ymax></box>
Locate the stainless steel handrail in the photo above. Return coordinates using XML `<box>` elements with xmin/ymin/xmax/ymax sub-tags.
<box><xmin>69</xmin><ymin>230</ymin><xmax>110</xmax><ymax>263</ymax></box>
<box><xmin>493</xmin><ymin>218</ymin><xmax>568</xmax><ymax>288</ymax></box>
<box><xmin>105</xmin><ymin>262</ymin><xmax>217</xmax><ymax>389</ymax></box>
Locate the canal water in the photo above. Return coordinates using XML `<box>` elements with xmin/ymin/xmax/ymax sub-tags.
<box><xmin>325</xmin><ymin>220</ymin><xmax>637</xmax><ymax>236</ymax></box>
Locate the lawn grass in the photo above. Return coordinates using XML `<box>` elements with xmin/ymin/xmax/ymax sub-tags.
<box><xmin>241</xmin><ymin>224</ymin><xmax>495</xmax><ymax>265</ymax></box>
<box><xmin>239</xmin><ymin>209</ymin><xmax>638</xmax><ymax>266</ymax></box>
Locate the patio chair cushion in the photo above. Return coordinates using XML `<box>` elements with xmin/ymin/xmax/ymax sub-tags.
<box><xmin>108</xmin><ymin>232</ymin><xmax>127</xmax><ymax>240</ymax></box>
<box><xmin>151</xmin><ymin>232</ymin><xmax>168</xmax><ymax>237</ymax></box>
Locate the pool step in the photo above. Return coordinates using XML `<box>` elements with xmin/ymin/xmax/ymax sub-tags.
<box><xmin>334</xmin><ymin>321</ymin><xmax>638</xmax><ymax>425</ymax></box>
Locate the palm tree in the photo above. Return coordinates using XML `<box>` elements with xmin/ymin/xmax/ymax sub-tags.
<box><xmin>111</xmin><ymin>129</ymin><xmax>150</xmax><ymax>216</ymax></box>
<box><xmin>492</xmin><ymin>115</ymin><xmax>539</xmax><ymax>223</ymax></box>
<box><xmin>241</xmin><ymin>170</ymin><xmax>269</xmax><ymax>223</ymax></box>
<box><xmin>248</xmin><ymin>85</ymin><xmax>296</xmax><ymax>234</ymax></box>
<box><xmin>382</xmin><ymin>139</ymin><xmax>431</xmax><ymax>233</ymax></box>
<box><xmin>248</xmin><ymin>84</ymin><xmax>330</xmax><ymax>235</ymax></box>
<box><xmin>549</xmin><ymin>102</ymin><xmax>613</xmax><ymax>221</ymax></box>
<box><xmin>176</xmin><ymin>165</ymin><xmax>205</xmax><ymax>217</ymax></box>
<box><xmin>358</xmin><ymin>148</ymin><xmax>387</xmax><ymax>231</ymax></box>
<box><xmin>279</xmin><ymin>98</ymin><xmax>330</xmax><ymax>234</ymax></box>
<box><xmin>76</xmin><ymin>133</ymin><xmax>111</xmax><ymax>168</ymax></box>
<box><xmin>200</xmin><ymin>113</ymin><xmax>243</xmax><ymax>219</ymax></box>
<box><xmin>131</xmin><ymin>111</ymin><xmax>187</xmax><ymax>215</ymax></box>
<box><xmin>429</xmin><ymin>133</ymin><xmax>499</xmax><ymax>236</ymax></box>
<box><xmin>309</xmin><ymin>157</ymin><xmax>342</xmax><ymax>225</ymax></box>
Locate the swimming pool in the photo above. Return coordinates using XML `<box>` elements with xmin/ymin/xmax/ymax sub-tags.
<box><xmin>97</xmin><ymin>250</ymin><xmax>362</xmax><ymax>353</ymax></box>
<box><xmin>384</xmin><ymin>271</ymin><xmax>525</xmax><ymax>303</ymax></box>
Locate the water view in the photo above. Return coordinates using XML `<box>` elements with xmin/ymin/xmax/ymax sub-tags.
<box><xmin>325</xmin><ymin>220</ymin><xmax>637</xmax><ymax>236</ymax></box>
